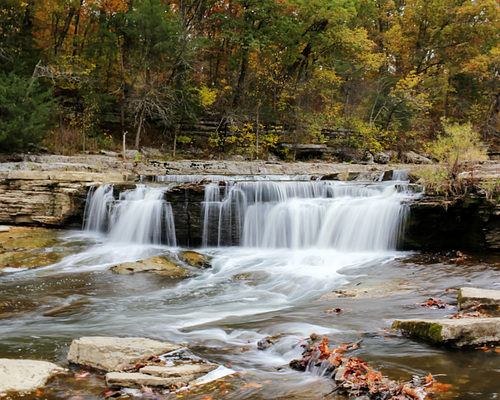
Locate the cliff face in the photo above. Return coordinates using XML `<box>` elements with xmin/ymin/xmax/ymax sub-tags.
<box><xmin>0</xmin><ymin>171</ymin><xmax>129</xmax><ymax>228</ymax></box>
<box><xmin>402</xmin><ymin>194</ymin><xmax>500</xmax><ymax>251</ymax></box>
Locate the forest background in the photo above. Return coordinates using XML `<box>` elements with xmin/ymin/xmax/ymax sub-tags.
<box><xmin>1</xmin><ymin>0</ymin><xmax>500</xmax><ymax>161</ymax></box>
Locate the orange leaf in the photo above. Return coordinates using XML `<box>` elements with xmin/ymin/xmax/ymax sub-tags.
<box><xmin>243</xmin><ymin>382</ymin><xmax>263</xmax><ymax>388</ymax></box>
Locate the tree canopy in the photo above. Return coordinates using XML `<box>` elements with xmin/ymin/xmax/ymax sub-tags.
<box><xmin>0</xmin><ymin>0</ymin><xmax>499</xmax><ymax>155</ymax></box>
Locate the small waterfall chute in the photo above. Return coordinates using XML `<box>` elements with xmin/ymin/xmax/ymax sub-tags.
<box><xmin>83</xmin><ymin>184</ymin><xmax>176</xmax><ymax>246</ymax></box>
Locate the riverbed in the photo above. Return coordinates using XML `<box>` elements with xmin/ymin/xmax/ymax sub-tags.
<box><xmin>0</xmin><ymin>176</ymin><xmax>499</xmax><ymax>399</ymax></box>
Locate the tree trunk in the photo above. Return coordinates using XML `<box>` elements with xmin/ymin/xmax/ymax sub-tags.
<box><xmin>233</xmin><ymin>48</ymin><xmax>248</xmax><ymax>109</ymax></box>
<box><xmin>135</xmin><ymin>106</ymin><xmax>146</xmax><ymax>150</ymax></box>
<box><xmin>55</xmin><ymin>7</ymin><xmax>76</xmax><ymax>55</ymax></box>
<box><xmin>486</xmin><ymin>92</ymin><xmax>500</xmax><ymax>137</ymax></box>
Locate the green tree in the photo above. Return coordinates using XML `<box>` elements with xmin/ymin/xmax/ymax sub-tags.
<box><xmin>0</xmin><ymin>72</ymin><xmax>54</xmax><ymax>151</ymax></box>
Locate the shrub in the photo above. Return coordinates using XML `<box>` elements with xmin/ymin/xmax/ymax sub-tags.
<box><xmin>417</xmin><ymin>121</ymin><xmax>487</xmax><ymax>196</ymax></box>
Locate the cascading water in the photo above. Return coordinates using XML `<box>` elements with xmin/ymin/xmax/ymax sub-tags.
<box><xmin>1</xmin><ymin>172</ymin><xmax>497</xmax><ymax>399</ymax></box>
<box><xmin>83</xmin><ymin>184</ymin><xmax>176</xmax><ymax>245</ymax></box>
<box><xmin>202</xmin><ymin>180</ymin><xmax>410</xmax><ymax>250</ymax></box>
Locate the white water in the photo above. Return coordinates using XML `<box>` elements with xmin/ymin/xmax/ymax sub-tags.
<box><xmin>83</xmin><ymin>184</ymin><xmax>176</xmax><ymax>245</ymax></box>
<box><xmin>0</xmin><ymin>175</ymin><xmax>419</xmax><ymax>386</ymax></box>
<box><xmin>202</xmin><ymin>180</ymin><xmax>410</xmax><ymax>249</ymax></box>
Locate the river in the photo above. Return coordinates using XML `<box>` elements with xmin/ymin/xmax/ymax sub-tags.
<box><xmin>0</xmin><ymin>174</ymin><xmax>499</xmax><ymax>399</ymax></box>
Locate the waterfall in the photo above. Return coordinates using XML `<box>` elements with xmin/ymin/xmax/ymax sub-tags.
<box><xmin>202</xmin><ymin>180</ymin><xmax>411</xmax><ymax>251</ymax></box>
<box><xmin>84</xmin><ymin>176</ymin><xmax>414</xmax><ymax>251</ymax></box>
<box><xmin>83</xmin><ymin>184</ymin><xmax>114</xmax><ymax>232</ymax></box>
<box><xmin>83</xmin><ymin>184</ymin><xmax>176</xmax><ymax>246</ymax></box>
<box><xmin>392</xmin><ymin>169</ymin><xmax>409</xmax><ymax>181</ymax></box>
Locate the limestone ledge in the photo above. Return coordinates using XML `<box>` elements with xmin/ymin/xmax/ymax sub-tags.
<box><xmin>0</xmin><ymin>171</ymin><xmax>133</xmax><ymax>227</ymax></box>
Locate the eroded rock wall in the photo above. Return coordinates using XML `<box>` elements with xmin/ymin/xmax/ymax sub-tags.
<box><xmin>0</xmin><ymin>171</ymin><xmax>129</xmax><ymax>227</ymax></box>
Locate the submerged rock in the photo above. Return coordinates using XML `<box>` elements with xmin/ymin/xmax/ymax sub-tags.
<box><xmin>0</xmin><ymin>359</ymin><xmax>64</xmax><ymax>394</ymax></box>
<box><xmin>458</xmin><ymin>287</ymin><xmax>500</xmax><ymax>316</ymax></box>
<box><xmin>67</xmin><ymin>336</ymin><xmax>181</xmax><ymax>372</ymax></box>
<box><xmin>178</xmin><ymin>250</ymin><xmax>212</xmax><ymax>269</ymax></box>
<box><xmin>110</xmin><ymin>255</ymin><xmax>194</xmax><ymax>276</ymax></box>
<box><xmin>392</xmin><ymin>317</ymin><xmax>500</xmax><ymax>347</ymax></box>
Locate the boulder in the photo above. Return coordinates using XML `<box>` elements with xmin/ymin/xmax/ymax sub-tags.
<box><xmin>392</xmin><ymin>317</ymin><xmax>500</xmax><ymax>347</ymax></box>
<box><xmin>67</xmin><ymin>337</ymin><xmax>181</xmax><ymax>372</ymax></box>
<box><xmin>178</xmin><ymin>250</ymin><xmax>212</xmax><ymax>269</ymax></box>
<box><xmin>373</xmin><ymin>151</ymin><xmax>390</xmax><ymax>164</ymax></box>
<box><xmin>402</xmin><ymin>150</ymin><xmax>432</xmax><ymax>164</ymax></box>
<box><xmin>458</xmin><ymin>287</ymin><xmax>500</xmax><ymax>316</ymax></box>
<box><xmin>110</xmin><ymin>256</ymin><xmax>194</xmax><ymax>276</ymax></box>
<box><xmin>0</xmin><ymin>359</ymin><xmax>64</xmax><ymax>394</ymax></box>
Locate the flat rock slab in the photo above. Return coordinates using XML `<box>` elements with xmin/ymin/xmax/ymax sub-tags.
<box><xmin>392</xmin><ymin>317</ymin><xmax>500</xmax><ymax>347</ymax></box>
<box><xmin>67</xmin><ymin>337</ymin><xmax>181</xmax><ymax>372</ymax></box>
<box><xmin>106</xmin><ymin>372</ymin><xmax>187</xmax><ymax>388</ymax></box>
<box><xmin>0</xmin><ymin>359</ymin><xmax>64</xmax><ymax>394</ymax></box>
<box><xmin>458</xmin><ymin>287</ymin><xmax>500</xmax><ymax>315</ymax></box>
<box><xmin>140</xmin><ymin>364</ymin><xmax>218</xmax><ymax>379</ymax></box>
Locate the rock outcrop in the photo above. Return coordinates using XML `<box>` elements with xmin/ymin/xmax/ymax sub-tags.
<box><xmin>0</xmin><ymin>359</ymin><xmax>64</xmax><ymax>394</ymax></box>
<box><xmin>67</xmin><ymin>337</ymin><xmax>181</xmax><ymax>372</ymax></box>
<box><xmin>0</xmin><ymin>170</ymin><xmax>130</xmax><ymax>227</ymax></box>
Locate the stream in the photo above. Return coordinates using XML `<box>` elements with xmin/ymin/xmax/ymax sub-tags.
<box><xmin>0</xmin><ymin>175</ymin><xmax>499</xmax><ymax>399</ymax></box>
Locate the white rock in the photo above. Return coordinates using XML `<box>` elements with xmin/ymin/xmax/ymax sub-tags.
<box><xmin>0</xmin><ymin>359</ymin><xmax>64</xmax><ymax>394</ymax></box>
<box><xmin>67</xmin><ymin>337</ymin><xmax>181</xmax><ymax>372</ymax></box>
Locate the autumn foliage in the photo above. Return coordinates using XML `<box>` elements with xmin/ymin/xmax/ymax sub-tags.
<box><xmin>1</xmin><ymin>0</ymin><xmax>500</xmax><ymax>154</ymax></box>
<box><xmin>290</xmin><ymin>336</ymin><xmax>452</xmax><ymax>399</ymax></box>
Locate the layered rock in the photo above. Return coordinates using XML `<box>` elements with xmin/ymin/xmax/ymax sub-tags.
<box><xmin>458</xmin><ymin>287</ymin><xmax>500</xmax><ymax>316</ymax></box>
<box><xmin>0</xmin><ymin>171</ymin><xmax>130</xmax><ymax>227</ymax></box>
<box><xmin>392</xmin><ymin>287</ymin><xmax>500</xmax><ymax>347</ymax></box>
<box><xmin>106</xmin><ymin>364</ymin><xmax>218</xmax><ymax>388</ymax></box>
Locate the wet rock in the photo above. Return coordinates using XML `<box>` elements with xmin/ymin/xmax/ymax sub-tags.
<box><xmin>257</xmin><ymin>337</ymin><xmax>274</xmax><ymax>350</ymax></box>
<box><xmin>106</xmin><ymin>372</ymin><xmax>185</xmax><ymax>388</ymax></box>
<box><xmin>106</xmin><ymin>364</ymin><xmax>219</xmax><ymax>389</ymax></box>
<box><xmin>0</xmin><ymin>359</ymin><xmax>64</xmax><ymax>394</ymax></box>
<box><xmin>392</xmin><ymin>317</ymin><xmax>500</xmax><ymax>347</ymax></box>
<box><xmin>110</xmin><ymin>256</ymin><xmax>194</xmax><ymax>276</ymax></box>
<box><xmin>458</xmin><ymin>287</ymin><xmax>500</xmax><ymax>316</ymax></box>
<box><xmin>140</xmin><ymin>364</ymin><xmax>218</xmax><ymax>379</ymax></box>
<box><xmin>178</xmin><ymin>250</ymin><xmax>212</xmax><ymax>269</ymax></box>
<box><xmin>67</xmin><ymin>337</ymin><xmax>181</xmax><ymax>372</ymax></box>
